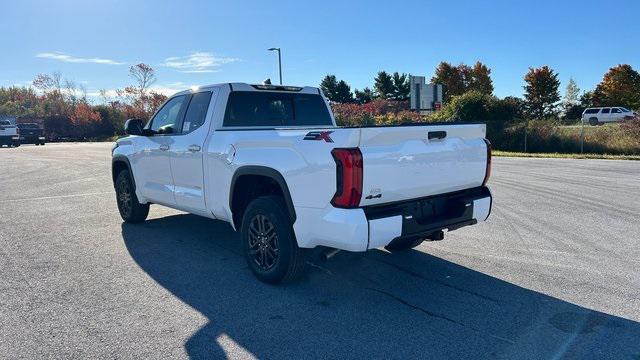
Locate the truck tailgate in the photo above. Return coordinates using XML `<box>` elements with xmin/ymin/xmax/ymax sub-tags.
<box><xmin>357</xmin><ymin>124</ymin><xmax>488</xmax><ymax>207</ymax></box>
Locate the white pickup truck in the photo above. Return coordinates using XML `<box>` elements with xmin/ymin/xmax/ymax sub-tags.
<box><xmin>112</xmin><ymin>83</ymin><xmax>492</xmax><ymax>283</ymax></box>
<box><xmin>0</xmin><ymin>120</ymin><xmax>21</xmax><ymax>147</ymax></box>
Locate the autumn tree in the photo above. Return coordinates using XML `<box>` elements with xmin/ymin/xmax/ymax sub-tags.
<box><xmin>114</xmin><ymin>63</ymin><xmax>165</xmax><ymax>119</ymax></box>
<box><xmin>432</xmin><ymin>62</ymin><xmax>466</xmax><ymax>102</ymax></box>
<box><xmin>593</xmin><ymin>64</ymin><xmax>640</xmax><ymax>109</ymax></box>
<box><xmin>468</xmin><ymin>61</ymin><xmax>494</xmax><ymax>95</ymax></box>
<box><xmin>374</xmin><ymin>71</ymin><xmax>395</xmax><ymax>99</ymax></box>
<box><xmin>431</xmin><ymin>61</ymin><xmax>494</xmax><ymax>101</ymax></box>
<box><xmin>523</xmin><ymin>66</ymin><xmax>561</xmax><ymax>119</ymax></box>
<box><xmin>129</xmin><ymin>63</ymin><xmax>157</xmax><ymax>96</ymax></box>
<box><xmin>32</xmin><ymin>72</ymin><xmax>75</xmax><ymax>117</ymax></box>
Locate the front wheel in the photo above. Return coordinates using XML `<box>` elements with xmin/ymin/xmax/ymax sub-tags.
<box><xmin>241</xmin><ymin>196</ymin><xmax>307</xmax><ymax>284</ymax></box>
<box><xmin>115</xmin><ymin>169</ymin><xmax>149</xmax><ymax>223</ymax></box>
<box><xmin>589</xmin><ymin>117</ymin><xmax>599</xmax><ymax>126</ymax></box>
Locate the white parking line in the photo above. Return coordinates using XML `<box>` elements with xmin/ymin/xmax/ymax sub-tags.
<box><xmin>0</xmin><ymin>191</ymin><xmax>112</xmax><ymax>203</ymax></box>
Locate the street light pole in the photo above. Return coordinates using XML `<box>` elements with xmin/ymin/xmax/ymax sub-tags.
<box><xmin>268</xmin><ymin>48</ymin><xmax>282</xmax><ymax>84</ymax></box>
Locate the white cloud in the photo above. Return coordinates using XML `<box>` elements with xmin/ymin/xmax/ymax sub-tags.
<box><xmin>86</xmin><ymin>83</ymin><xmax>195</xmax><ymax>99</ymax></box>
<box><xmin>161</xmin><ymin>52</ymin><xmax>238</xmax><ymax>73</ymax></box>
<box><xmin>36</xmin><ymin>52</ymin><xmax>125</xmax><ymax>65</ymax></box>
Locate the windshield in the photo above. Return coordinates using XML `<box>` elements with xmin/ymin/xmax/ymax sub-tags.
<box><xmin>619</xmin><ymin>107</ymin><xmax>630</xmax><ymax>112</ymax></box>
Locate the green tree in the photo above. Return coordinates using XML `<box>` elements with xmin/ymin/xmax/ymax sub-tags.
<box><xmin>580</xmin><ymin>91</ymin><xmax>595</xmax><ymax>108</ymax></box>
<box><xmin>561</xmin><ymin>78</ymin><xmax>582</xmax><ymax>122</ymax></box>
<box><xmin>334</xmin><ymin>80</ymin><xmax>353</xmax><ymax>103</ymax></box>
<box><xmin>523</xmin><ymin>66</ymin><xmax>561</xmax><ymax>119</ymax></box>
<box><xmin>392</xmin><ymin>72</ymin><xmax>410</xmax><ymax>100</ymax></box>
<box><xmin>500</xmin><ymin>96</ymin><xmax>525</xmax><ymax>120</ymax></box>
<box><xmin>320</xmin><ymin>75</ymin><xmax>339</xmax><ymax>101</ymax></box>
<box><xmin>374</xmin><ymin>71</ymin><xmax>395</xmax><ymax>99</ymax></box>
<box><xmin>354</xmin><ymin>87</ymin><xmax>373</xmax><ymax>104</ymax></box>
<box><xmin>469</xmin><ymin>61</ymin><xmax>494</xmax><ymax>95</ymax></box>
<box><xmin>563</xmin><ymin>77</ymin><xmax>580</xmax><ymax>106</ymax></box>
<box><xmin>593</xmin><ymin>64</ymin><xmax>640</xmax><ymax>109</ymax></box>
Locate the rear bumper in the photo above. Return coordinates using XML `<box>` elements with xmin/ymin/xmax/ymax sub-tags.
<box><xmin>19</xmin><ymin>135</ymin><xmax>46</xmax><ymax>143</ymax></box>
<box><xmin>0</xmin><ymin>135</ymin><xmax>20</xmax><ymax>145</ymax></box>
<box><xmin>293</xmin><ymin>186</ymin><xmax>492</xmax><ymax>251</ymax></box>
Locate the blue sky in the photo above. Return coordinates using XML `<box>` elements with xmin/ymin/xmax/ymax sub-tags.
<box><xmin>2</xmin><ymin>0</ymin><xmax>639</xmax><ymax>100</ymax></box>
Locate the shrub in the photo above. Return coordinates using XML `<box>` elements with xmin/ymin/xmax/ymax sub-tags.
<box><xmin>500</xmin><ymin>120</ymin><xmax>640</xmax><ymax>155</ymax></box>
<box><xmin>332</xmin><ymin>99</ymin><xmax>419</xmax><ymax>126</ymax></box>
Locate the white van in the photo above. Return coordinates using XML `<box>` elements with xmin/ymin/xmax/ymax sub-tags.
<box><xmin>582</xmin><ymin>107</ymin><xmax>636</xmax><ymax>125</ymax></box>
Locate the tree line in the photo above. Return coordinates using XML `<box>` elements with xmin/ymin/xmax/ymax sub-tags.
<box><xmin>0</xmin><ymin>63</ymin><xmax>167</xmax><ymax>139</ymax></box>
<box><xmin>320</xmin><ymin>61</ymin><xmax>640</xmax><ymax>121</ymax></box>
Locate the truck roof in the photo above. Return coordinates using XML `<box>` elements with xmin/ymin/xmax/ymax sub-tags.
<box><xmin>172</xmin><ymin>83</ymin><xmax>322</xmax><ymax>96</ymax></box>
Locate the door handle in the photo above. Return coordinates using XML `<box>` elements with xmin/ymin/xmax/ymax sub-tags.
<box><xmin>428</xmin><ymin>131</ymin><xmax>447</xmax><ymax>140</ymax></box>
<box><xmin>159</xmin><ymin>144</ymin><xmax>170</xmax><ymax>151</ymax></box>
<box><xmin>188</xmin><ymin>145</ymin><xmax>201</xmax><ymax>152</ymax></box>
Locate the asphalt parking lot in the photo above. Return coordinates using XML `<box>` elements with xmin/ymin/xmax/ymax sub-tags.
<box><xmin>1</xmin><ymin>142</ymin><xmax>639</xmax><ymax>359</ymax></box>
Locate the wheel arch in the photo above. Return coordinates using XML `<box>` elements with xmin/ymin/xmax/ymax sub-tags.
<box><xmin>229</xmin><ymin>166</ymin><xmax>296</xmax><ymax>229</ymax></box>
<box><xmin>112</xmin><ymin>155</ymin><xmax>135</xmax><ymax>190</ymax></box>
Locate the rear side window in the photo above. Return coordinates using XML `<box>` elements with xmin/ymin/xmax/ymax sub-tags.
<box><xmin>0</xmin><ymin>120</ymin><xmax>11</xmax><ymax>126</ymax></box>
<box><xmin>181</xmin><ymin>92</ymin><xmax>212</xmax><ymax>134</ymax></box>
<box><xmin>584</xmin><ymin>109</ymin><xmax>599</xmax><ymax>114</ymax></box>
<box><xmin>601</xmin><ymin>108</ymin><xmax>610</xmax><ymax>114</ymax></box>
<box><xmin>223</xmin><ymin>92</ymin><xmax>332</xmax><ymax>127</ymax></box>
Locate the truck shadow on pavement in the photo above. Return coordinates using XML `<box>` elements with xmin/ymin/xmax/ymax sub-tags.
<box><xmin>122</xmin><ymin>214</ymin><xmax>640</xmax><ymax>359</ymax></box>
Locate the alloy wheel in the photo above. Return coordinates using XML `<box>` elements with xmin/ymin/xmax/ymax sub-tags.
<box><xmin>248</xmin><ymin>214</ymin><xmax>279</xmax><ymax>271</ymax></box>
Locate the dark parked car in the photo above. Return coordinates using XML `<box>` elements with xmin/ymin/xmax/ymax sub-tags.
<box><xmin>17</xmin><ymin>123</ymin><xmax>46</xmax><ymax>145</ymax></box>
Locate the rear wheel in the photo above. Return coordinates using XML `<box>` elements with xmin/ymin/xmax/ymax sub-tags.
<box><xmin>385</xmin><ymin>237</ymin><xmax>423</xmax><ymax>252</ymax></box>
<box><xmin>241</xmin><ymin>196</ymin><xmax>306</xmax><ymax>284</ymax></box>
<box><xmin>115</xmin><ymin>169</ymin><xmax>149</xmax><ymax>223</ymax></box>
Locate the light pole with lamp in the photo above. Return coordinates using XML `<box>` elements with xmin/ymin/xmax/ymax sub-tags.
<box><xmin>268</xmin><ymin>47</ymin><xmax>282</xmax><ymax>85</ymax></box>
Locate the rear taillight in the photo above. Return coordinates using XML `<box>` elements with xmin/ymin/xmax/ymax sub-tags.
<box><xmin>331</xmin><ymin>148</ymin><xmax>363</xmax><ymax>208</ymax></box>
<box><xmin>483</xmin><ymin>139</ymin><xmax>492</xmax><ymax>186</ymax></box>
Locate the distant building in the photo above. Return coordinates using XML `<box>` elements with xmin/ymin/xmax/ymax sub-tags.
<box><xmin>409</xmin><ymin>76</ymin><xmax>443</xmax><ymax>114</ymax></box>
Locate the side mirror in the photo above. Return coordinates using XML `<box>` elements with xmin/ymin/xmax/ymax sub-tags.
<box><xmin>124</xmin><ymin>119</ymin><xmax>145</xmax><ymax>136</ymax></box>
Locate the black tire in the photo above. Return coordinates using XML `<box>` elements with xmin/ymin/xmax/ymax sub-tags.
<box><xmin>589</xmin><ymin>117</ymin><xmax>599</xmax><ymax>126</ymax></box>
<box><xmin>385</xmin><ymin>237</ymin><xmax>423</xmax><ymax>252</ymax></box>
<box><xmin>12</xmin><ymin>143</ymin><xmax>20</xmax><ymax>148</ymax></box>
<box><xmin>241</xmin><ymin>196</ymin><xmax>307</xmax><ymax>284</ymax></box>
<box><xmin>115</xmin><ymin>169</ymin><xmax>149</xmax><ymax>223</ymax></box>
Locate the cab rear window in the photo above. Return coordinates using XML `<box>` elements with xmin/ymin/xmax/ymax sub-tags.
<box><xmin>223</xmin><ymin>91</ymin><xmax>332</xmax><ymax>127</ymax></box>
